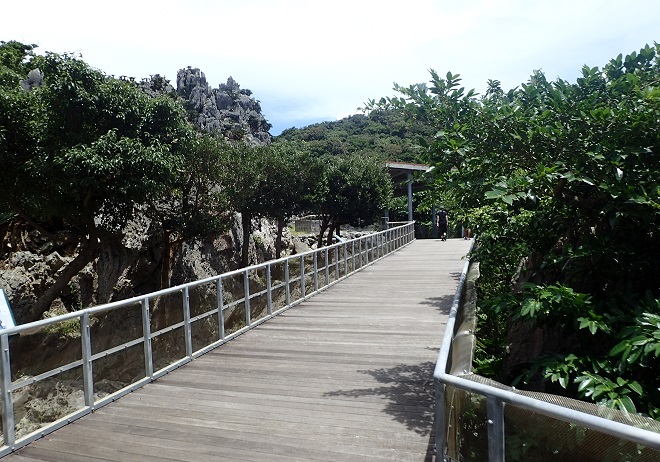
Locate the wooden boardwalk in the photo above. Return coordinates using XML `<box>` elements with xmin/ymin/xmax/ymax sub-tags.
<box><xmin>5</xmin><ymin>238</ymin><xmax>472</xmax><ymax>462</ymax></box>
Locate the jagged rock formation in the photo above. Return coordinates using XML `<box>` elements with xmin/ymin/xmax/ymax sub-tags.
<box><xmin>176</xmin><ymin>68</ymin><xmax>272</xmax><ymax>145</ymax></box>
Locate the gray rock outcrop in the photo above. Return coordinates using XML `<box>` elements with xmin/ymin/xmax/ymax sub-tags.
<box><xmin>176</xmin><ymin>68</ymin><xmax>272</xmax><ymax>145</ymax></box>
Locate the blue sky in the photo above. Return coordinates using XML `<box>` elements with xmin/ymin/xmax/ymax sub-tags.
<box><xmin>2</xmin><ymin>0</ymin><xmax>659</xmax><ymax>135</ymax></box>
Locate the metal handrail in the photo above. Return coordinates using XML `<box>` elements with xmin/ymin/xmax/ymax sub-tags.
<box><xmin>0</xmin><ymin>222</ymin><xmax>416</xmax><ymax>456</ymax></box>
<box><xmin>433</xmin><ymin>241</ymin><xmax>660</xmax><ymax>461</ymax></box>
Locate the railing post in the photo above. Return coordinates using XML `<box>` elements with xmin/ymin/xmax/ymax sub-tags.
<box><xmin>81</xmin><ymin>312</ymin><xmax>94</xmax><ymax>407</ymax></box>
<box><xmin>343</xmin><ymin>242</ymin><xmax>348</xmax><ymax>277</ymax></box>
<box><xmin>365</xmin><ymin>237</ymin><xmax>370</xmax><ymax>266</ymax></box>
<box><xmin>217</xmin><ymin>278</ymin><xmax>225</xmax><ymax>340</ymax></box>
<box><xmin>313</xmin><ymin>251</ymin><xmax>319</xmax><ymax>292</ymax></box>
<box><xmin>358</xmin><ymin>239</ymin><xmax>363</xmax><ymax>268</ymax></box>
<box><xmin>182</xmin><ymin>287</ymin><xmax>192</xmax><ymax>358</ymax></box>
<box><xmin>334</xmin><ymin>247</ymin><xmax>340</xmax><ymax>281</ymax></box>
<box><xmin>285</xmin><ymin>259</ymin><xmax>291</xmax><ymax>306</ymax></box>
<box><xmin>435</xmin><ymin>379</ymin><xmax>447</xmax><ymax>462</ymax></box>
<box><xmin>300</xmin><ymin>255</ymin><xmax>306</xmax><ymax>299</ymax></box>
<box><xmin>324</xmin><ymin>248</ymin><xmax>330</xmax><ymax>286</ymax></box>
<box><xmin>487</xmin><ymin>396</ymin><xmax>506</xmax><ymax>462</ymax></box>
<box><xmin>1</xmin><ymin>333</ymin><xmax>15</xmax><ymax>447</ymax></box>
<box><xmin>244</xmin><ymin>269</ymin><xmax>251</xmax><ymax>327</ymax></box>
<box><xmin>266</xmin><ymin>264</ymin><xmax>273</xmax><ymax>315</ymax></box>
<box><xmin>388</xmin><ymin>228</ymin><xmax>393</xmax><ymax>253</ymax></box>
<box><xmin>141</xmin><ymin>298</ymin><xmax>153</xmax><ymax>380</ymax></box>
<box><xmin>351</xmin><ymin>240</ymin><xmax>356</xmax><ymax>273</ymax></box>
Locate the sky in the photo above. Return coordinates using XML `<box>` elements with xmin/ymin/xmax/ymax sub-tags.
<box><xmin>2</xmin><ymin>0</ymin><xmax>659</xmax><ymax>135</ymax></box>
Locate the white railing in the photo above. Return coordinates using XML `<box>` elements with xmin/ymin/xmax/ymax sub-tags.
<box><xmin>434</xmin><ymin>241</ymin><xmax>660</xmax><ymax>461</ymax></box>
<box><xmin>0</xmin><ymin>222</ymin><xmax>415</xmax><ymax>457</ymax></box>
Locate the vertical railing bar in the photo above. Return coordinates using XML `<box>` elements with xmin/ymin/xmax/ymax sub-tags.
<box><xmin>141</xmin><ymin>298</ymin><xmax>153</xmax><ymax>380</ymax></box>
<box><xmin>313</xmin><ymin>251</ymin><xmax>319</xmax><ymax>292</ymax></box>
<box><xmin>487</xmin><ymin>396</ymin><xmax>506</xmax><ymax>462</ymax></box>
<box><xmin>266</xmin><ymin>264</ymin><xmax>273</xmax><ymax>316</ymax></box>
<box><xmin>217</xmin><ymin>278</ymin><xmax>225</xmax><ymax>340</ymax></box>
<box><xmin>365</xmin><ymin>236</ymin><xmax>370</xmax><ymax>266</ymax></box>
<box><xmin>435</xmin><ymin>380</ymin><xmax>447</xmax><ymax>462</ymax></box>
<box><xmin>343</xmin><ymin>242</ymin><xmax>348</xmax><ymax>277</ymax></box>
<box><xmin>388</xmin><ymin>228</ymin><xmax>392</xmax><ymax>253</ymax></box>
<box><xmin>324</xmin><ymin>248</ymin><xmax>330</xmax><ymax>287</ymax></box>
<box><xmin>182</xmin><ymin>286</ymin><xmax>192</xmax><ymax>359</ymax></box>
<box><xmin>334</xmin><ymin>246</ymin><xmax>340</xmax><ymax>281</ymax></box>
<box><xmin>300</xmin><ymin>255</ymin><xmax>306</xmax><ymax>299</ymax></box>
<box><xmin>358</xmin><ymin>238</ymin><xmax>363</xmax><ymax>268</ymax></box>
<box><xmin>285</xmin><ymin>259</ymin><xmax>291</xmax><ymax>307</ymax></box>
<box><xmin>352</xmin><ymin>240</ymin><xmax>356</xmax><ymax>273</ymax></box>
<box><xmin>81</xmin><ymin>312</ymin><xmax>94</xmax><ymax>407</ymax></box>
<box><xmin>244</xmin><ymin>269</ymin><xmax>251</xmax><ymax>327</ymax></box>
<box><xmin>1</xmin><ymin>333</ymin><xmax>15</xmax><ymax>447</ymax></box>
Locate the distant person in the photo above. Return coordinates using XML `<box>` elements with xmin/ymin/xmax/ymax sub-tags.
<box><xmin>436</xmin><ymin>207</ymin><xmax>448</xmax><ymax>241</ymax></box>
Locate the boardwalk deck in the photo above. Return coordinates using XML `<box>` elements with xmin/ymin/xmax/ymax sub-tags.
<box><xmin>5</xmin><ymin>238</ymin><xmax>472</xmax><ymax>462</ymax></box>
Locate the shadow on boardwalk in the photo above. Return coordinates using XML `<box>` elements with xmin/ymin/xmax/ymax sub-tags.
<box><xmin>324</xmin><ymin>360</ymin><xmax>437</xmax><ymax>461</ymax></box>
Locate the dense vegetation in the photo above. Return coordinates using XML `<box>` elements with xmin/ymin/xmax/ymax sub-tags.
<box><xmin>369</xmin><ymin>44</ymin><xmax>660</xmax><ymax>419</ymax></box>
<box><xmin>0</xmin><ymin>41</ymin><xmax>392</xmax><ymax>324</ymax></box>
<box><xmin>277</xmin><ymin>110</ymin><xmax>432</xmax><ymax>163</ymax></box>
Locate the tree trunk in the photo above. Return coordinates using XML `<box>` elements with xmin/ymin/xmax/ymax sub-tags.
<box><xmin>241</xmin><ymin>212</ymin><xmax>252</xmax><ymax>267</ymax></box>
<box><xmin>326</xmin><ymin>220</ymin><xmax>340</xmax><ymax>247</ymax></box>
<box><xmin>275</xmin><ymin>218</ymin><xmax>285</xmax><ymax>259</ymax></box>
<box><xmin>26</xmin><ymin>234</ymin><xmax>99</xmax><ymax>324</ymax></box>
<box><xmin>159</xmin><ymin>230</ymin><xmax>184</xmax><ymax>290</ymax></box>
<box><xmin>317</xmin><ymin>216</ymin><xmax>330</xmax><ymax>248</ymax></box>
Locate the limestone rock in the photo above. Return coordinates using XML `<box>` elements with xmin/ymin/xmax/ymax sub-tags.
<box><xmin>176</xmin><ymin>67</ymin><xmax>272</xmax><ymax>145</ymax></box>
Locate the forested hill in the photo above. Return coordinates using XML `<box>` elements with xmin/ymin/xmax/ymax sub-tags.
<box><xmin>275</xmin><ymin>110</ymin><xmax>433</xmax><ymax>162</ymax></box>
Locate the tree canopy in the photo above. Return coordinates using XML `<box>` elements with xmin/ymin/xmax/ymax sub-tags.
<box><xmin>312</xmin><ymin>154</ymin><xmax>393</xmax><ymax>247</ymax></box>
<box><xmin>1</xmin><ymin>42</ymin><xmax>192</xmax><ymax>320</ymax></box>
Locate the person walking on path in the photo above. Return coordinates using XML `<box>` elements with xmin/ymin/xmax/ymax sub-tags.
<box><xmin>436</xmin><ymin>207</ymin><xmax>449</xmax><ymax>241</ymax></box>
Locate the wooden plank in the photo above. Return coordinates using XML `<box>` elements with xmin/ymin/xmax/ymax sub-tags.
<box><xmin>3</xmin><ymin>239</ymin><xmax>471</xmax><ymax>462</ymax></box>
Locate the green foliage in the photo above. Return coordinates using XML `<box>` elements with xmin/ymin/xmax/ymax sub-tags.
<box><xmin>507</xmin><ymin>283</ymin><xmax>593</xmax><ymax>326</ymax></box>
<box><xmin>1</xmin><ymin>46</ymin><xmax>188</xmax><ymax>233</ymax></box>
<box><xmin>508</xmin><ymin>291</ymin><xmax>660</xmax><ymax>417</ymax></box>
<box><xmin>370</xmin><ymin>43</ymin><xmax>660</xmax><ymax>419</ymax></box>
<box><xmin>312</xmin><ymin>154</ymin><xmax>393</xmax><ymax>245</ymax></box>
<box><xmin>276</xmin><ymin>110</ymin><xmax>431</xmax><ymax>162</ymax></box>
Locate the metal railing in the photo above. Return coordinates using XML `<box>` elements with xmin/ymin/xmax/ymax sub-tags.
<box><xmin>0</xmin><ymin>222</ymin><xmax>415</xmax><ymax>457</ymax></box>
<box><xmin>434</xmin><ymin>241</ymin><xmax>660</xmax><ymax>461</ymax></box>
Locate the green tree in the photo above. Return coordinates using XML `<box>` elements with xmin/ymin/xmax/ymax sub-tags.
<box><xmin>314</xmin><ymin>154</ymin><xmax>393</xmax><ymax>247</ymax></box>
<box><xmin>156</xmin><ymin>133</ymin><xmax>234</xmax><ymax>288</ymax></box>
<box><xmin>0</xmin><ymin>44</ymin><xmax>191</xmax><ymax>322</ymax></box>
<box><xmin>260</xmin><ymin>141</ymin><xmax>322</xmax><ymax>258</ymax></box>
<box><xmin>221</xmin><ymin>142</ymin><xmax>269</xmax><ymax>267</ymax></box>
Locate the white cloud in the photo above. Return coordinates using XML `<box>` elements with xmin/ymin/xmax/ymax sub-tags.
<box><xmin>2</xmin><ymin>0</ymin><xmax>659</xmax><ymax>134</ymax></box>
